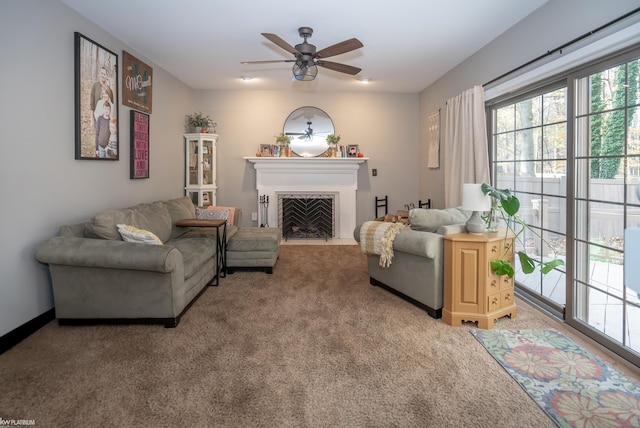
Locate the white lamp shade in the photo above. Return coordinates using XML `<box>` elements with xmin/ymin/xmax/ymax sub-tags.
<box><xmin>461</xmin><ymin>183</ymin><xmax>491</xmax><ymax>212</ymax></box>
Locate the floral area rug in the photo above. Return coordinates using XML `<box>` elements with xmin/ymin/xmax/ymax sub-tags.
<box><xmin>471</xmin><ymin>329</ymin><xmax>640</xmax><ymax>427</ymax></box>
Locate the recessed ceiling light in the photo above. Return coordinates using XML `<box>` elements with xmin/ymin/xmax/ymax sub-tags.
<box><xmin>359</xmin><ymin>78</ymin><xmax>371</xmax><ymax>84</ymax></box>
<box><xmin>241</xmin><ymin>76</ymin><xmax>253</xmax><ymax>81</ymax></box>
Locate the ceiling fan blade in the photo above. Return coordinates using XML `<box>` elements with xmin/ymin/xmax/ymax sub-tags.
<box><xmin>241</xmin><ymin>60</ymin><xmax>295</xmax><ymax>64</ymax></box>
<box><xmin>315</xmin><ymin>38</ymin><xmax>363</xmax><ymax>58</ymax></box>
<box><xmin>316</xmin><ymin>60</ymin><xmax>361</xmax><ymax>75</ymax></box>
<box><xmin>261</xmin><ymin>33</ymin><xmax>298</xmax><ymax>55</ymax></box>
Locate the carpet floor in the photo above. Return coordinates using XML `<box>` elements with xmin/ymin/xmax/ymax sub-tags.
<box><xmin>1</xmin><ymin>245</ymin><xmax>639</xmax><ymax>427</ymax></box>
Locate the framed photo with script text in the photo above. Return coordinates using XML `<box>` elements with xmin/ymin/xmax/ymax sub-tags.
<box><xmin>74</xmin><ymin>32</ymin><xmax>119</xmax><ymax>160</ymax></box>
<box><xmin>130</xmin><ymin>110</ymin><xmax>149</xmax><ymax>179</ymax></box>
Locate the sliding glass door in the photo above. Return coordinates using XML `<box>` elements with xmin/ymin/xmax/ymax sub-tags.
<box><xmin>491</xmin><ymin>84</ymin><xmax>568</xmax><ymax>316</ymax></box>
<box><xmin>571</xmin><ymin>52</ymin><xmax>640</xmax><ymax>363</ymax></box>
<box><xmin>487</xmin><ymin>45</ymin><xmax>640</xmax><ymax>366</ymax></box>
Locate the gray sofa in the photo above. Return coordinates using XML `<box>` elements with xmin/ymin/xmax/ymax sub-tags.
<box><xmin>354</xmin><ymin>207</ymin><xmax>470</xmax><ymax>318</ymax></box>
<box><xmin>36</xmin><ymin>197</ymin><xmax>240</xmax><ymax>328</ymax></box>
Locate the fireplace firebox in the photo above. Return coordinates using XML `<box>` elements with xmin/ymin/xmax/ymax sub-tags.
<box><xmin>279</xmin><ymin>194</ymin><xmax>335</xmax><ymax>240</ymax></box>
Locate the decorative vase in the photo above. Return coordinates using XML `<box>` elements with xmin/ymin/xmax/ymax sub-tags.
<box><xmin>194</xmin><ymin>126</ymin><xmax>202</xmax><ymax>133</ymax></box>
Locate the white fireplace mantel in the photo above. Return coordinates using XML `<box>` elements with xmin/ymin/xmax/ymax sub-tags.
<box><xmin>245</xmin><ymin>157</ymin><xmax>368</xmax><ymax>238</ymax></box>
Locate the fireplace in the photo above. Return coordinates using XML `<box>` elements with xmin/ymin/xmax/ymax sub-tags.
<box><xmin>245</xmin><ymin>157</ymin><xmax>368</xmax><ymax>239</ymax></box>
<box><xmin>279</xmin><ymin>194</ymin><xmax>335</xmax><ymax>240</ymax></box>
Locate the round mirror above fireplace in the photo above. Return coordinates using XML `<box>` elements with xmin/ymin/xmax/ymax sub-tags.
<box><xmin>283</xmin><ymin>106</ymin><xmax>334</xmax><ymax>157</ymax></box>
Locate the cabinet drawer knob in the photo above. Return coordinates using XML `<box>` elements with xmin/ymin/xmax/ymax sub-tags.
<box><xmin>491</xmin><ymin>280</ymin><xmax>498</xmax><ymax>288</ymax></box>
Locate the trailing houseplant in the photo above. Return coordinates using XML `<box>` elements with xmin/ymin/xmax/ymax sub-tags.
<box><xmin>481</xmin><ymin>183</ymin><xmax>565</xmax><ymax>278</ymax></box>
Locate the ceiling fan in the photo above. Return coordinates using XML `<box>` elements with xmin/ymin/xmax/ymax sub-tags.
<box><xmin>241</xmin><ymin>27</ymin><xmax>363</xmax><ymax>81</ymax></box>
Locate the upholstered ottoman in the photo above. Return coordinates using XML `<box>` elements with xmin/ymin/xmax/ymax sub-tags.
<box><xmin>226</xmin><ymin>227</ymin><xmax>280</xmax><ymax>274</ymax></box>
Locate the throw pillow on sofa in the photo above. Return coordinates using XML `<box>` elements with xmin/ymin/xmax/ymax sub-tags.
<box><xmin>117</xmin><ymin>224</ymin><xmax>163</xmax><ymax>245</ymax></box>
<box><xmin>409</xmin><ymin>207</ymin><xmax>470</xmax><ymax>233</ymax></box>
<box><xmin>196</xmin><ymin>207</ymin><xmax>231</xmax><ymax>221</ymax></box>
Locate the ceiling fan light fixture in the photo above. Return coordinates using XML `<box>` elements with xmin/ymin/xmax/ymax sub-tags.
<box><xmin>292</xmin><ymin>61</ymin><xmax>317</xmax><ymax>81</ymax></box>
<box><xmin>244</xmin><ymin>28</ymin><xmax>363</xmax><ymax>82</ymax></box>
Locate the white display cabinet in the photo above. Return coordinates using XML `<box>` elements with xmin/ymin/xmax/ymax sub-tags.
<box><xmin>184</xmin><ymin>133</ymin><xmax>218</xmax><ymax>207</ymax></box>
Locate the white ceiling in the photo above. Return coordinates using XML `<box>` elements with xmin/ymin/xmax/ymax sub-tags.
<box><xmin>61</xmin><ymin>0</ymin><xmax>548</xmax><ymax>93</ymax></box>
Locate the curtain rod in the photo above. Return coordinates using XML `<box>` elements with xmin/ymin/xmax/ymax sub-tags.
<box><xmin>483</xmin><ymin>7</ymin><xmax>640</xmax><ymax>87</ymax></box>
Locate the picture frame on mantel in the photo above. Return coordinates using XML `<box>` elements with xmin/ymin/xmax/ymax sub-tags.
<box><xmin>259</xmin><ymin>144</ymin><xmax>272</xmax><ymax>157</ymax></box>
<box><xmin>74</xmin><ymin>32</ymin><xmax>119</xmax><ymax>160</ymax></box>
<box><xmin>130</xmin><ymin>110</ymin><xmax>149</xmax><ymax>179</ymax></box>
<box><xmin>347</xmin><ymin>144</ymin><xmax>359</xmax><ymax>158</ymax></box>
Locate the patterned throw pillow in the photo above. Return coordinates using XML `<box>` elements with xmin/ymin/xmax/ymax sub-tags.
<box><xmin>207</xmin><ymin>206</ymin><xmax>236</xmax><ymax>225</ymax></box>
<box><xmin>196</xmin><ymin>207</ymin><xmax>231</xmax><ymax>221</ymax></box>
<box><xmin>117</xmin><ymin>224</ymin><xmax>163</xmax><ymax>245</ymax></box>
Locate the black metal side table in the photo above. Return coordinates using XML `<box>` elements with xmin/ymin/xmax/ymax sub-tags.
<box><xmin>175</xmin><ymin>218</ymin><xmax>227</xmax><ymax>286</ymax></box>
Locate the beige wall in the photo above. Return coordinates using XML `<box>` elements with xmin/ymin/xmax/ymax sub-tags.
<box><xmin>193</xmin><ymin>90</ymin><xmax>419</xmax><ymax>225</ymax></box>
<box><xmin>0</xmin><ymin>0</ymin><xmax>193</xmax><ymax>337</ymax></box>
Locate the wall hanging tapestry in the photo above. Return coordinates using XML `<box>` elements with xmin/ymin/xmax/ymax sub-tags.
<box><xmin>427</xmin><ymin>110</ymin><xmax>439</xmax><ymax>169</ymax></box>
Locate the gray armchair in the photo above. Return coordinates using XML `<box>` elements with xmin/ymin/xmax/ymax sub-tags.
<box><xmin>355</xmin><ymin>207</ymin><xmax>469</xmax><ymax>318</ymax></box>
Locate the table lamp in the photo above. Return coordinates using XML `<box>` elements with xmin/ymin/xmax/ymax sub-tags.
<box><xmin>462</xmin><ymin>183</ymin><xmax>491</xmax><ymax>234</ymax></box>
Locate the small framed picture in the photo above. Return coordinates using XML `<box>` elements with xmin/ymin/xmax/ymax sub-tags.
<box><xmin>347</xmin><ymin>144</ymin><xmax>359</xmax><ymax>157</ymax></box>
<box><xmin>259</xmin><ymin>144</ymin><xmax>272</xmax><ymax>157</ymax></box>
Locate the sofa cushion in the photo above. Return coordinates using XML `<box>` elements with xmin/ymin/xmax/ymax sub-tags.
<box><xmin>227</xmin><ymin>227</ymin><xmax>280</xmax><ymax>252</ymax></box>
<box><xmin>409</xmin><ymin>207</ymin><xmax>470</xmax><ymax>233</ymax></box>
<box><xmin>165</xmin><ymin>197</ymin><xmax>197</xmax><ymax>239</ymax></box>
<box><xmin>85</xmin><ymin>208</ymin><xmax>136</xmax><ymax>240</ymax></box>
<box><xmin>167</xmin><ymin>237</ymin><xmax>216</xmax><ymax>279</ymax></box>
<box><xmin>84</xmin><ymin>202</ymin><xmax>172</xmax><ymax>243</ymax></box>
<box><xmin>117</xmin><ymin>224</ymin><xmax>163</xmax><ymax>245</ymax></box>
<box><xmin>130</xmin><ymin>202</ymin><xmax>172</xmax><ymax>243</ymax></box>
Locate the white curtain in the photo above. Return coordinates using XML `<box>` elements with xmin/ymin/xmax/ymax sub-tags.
<box><xmin>443</xmin><ymin>85</ymin><xmax>490</xmax><ymax>207</ymax></box>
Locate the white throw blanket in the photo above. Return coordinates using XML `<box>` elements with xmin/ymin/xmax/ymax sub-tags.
<box><xmin>360</xmin><ymin>221</ymin><xmax>408</xmax><ymax>268</ymax></box>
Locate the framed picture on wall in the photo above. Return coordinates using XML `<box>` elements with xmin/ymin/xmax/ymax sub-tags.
<box><xmin>122</xmin><ymin>51</ymin><xmax>153</xmax><ymax>114</ymax></box>
<box><xmin>74</xmin><ymin>32</ymin><xmax>119</xmax><ymax>160</ymax></box>
<box><xmin>130</xmin><ymin>110</ymin><xmax>149</xmax><ymax>179</ymax></box>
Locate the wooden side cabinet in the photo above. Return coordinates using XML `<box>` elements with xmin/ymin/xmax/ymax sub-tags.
<box><xmin>443</xmin><ymin>232</ymin><xmax>517</xmax><ymax>329</ymax></box>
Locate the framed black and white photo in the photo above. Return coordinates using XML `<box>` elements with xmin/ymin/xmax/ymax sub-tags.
<box><xmin>74</xmin><ymin>32</ymin><xmax>119</xmax><ymax>160</ymax></box>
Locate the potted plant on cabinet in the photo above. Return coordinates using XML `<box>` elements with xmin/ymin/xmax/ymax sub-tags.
<box><xmin>185</xmin><ymin>112</ymin><xmax>214</xmax><ymax>133</ymax></box>
<box><xmin>481</xmin><ymin>183</ymin><xmax>565</xmax><ymax>278</ymax></box>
